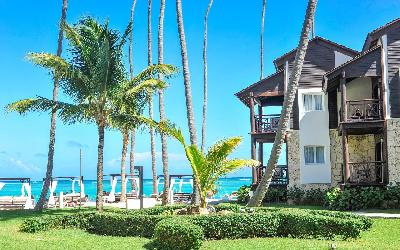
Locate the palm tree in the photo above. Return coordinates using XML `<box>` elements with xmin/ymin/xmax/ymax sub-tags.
<box><xmin>7</xmin><ymin>17</ymin><xmax>133</xmax><ymax>211</ymax></box>
<box><xmin>128</xmin><ymin>0</ymin><xmax>137</xmax><ymax>192</ymax></box>
<box><xmin>157</xmin><ymin>0</ymin><xmax>170</xmax><ymax>205</ymax></box>
<box><xmin>158</xmin><ymin>122</ymin><xmax>258</xmax><ymax>213</ymax></box>
<box><xmin>176</xmin><ymin>0</ymin><xmax>200</xmax><ymax>205</ymax></box>
<box><xmin>111</xmin><ymin>65</ymin><xmax>176</xmax><ymax>202</ymax></box>
<box><xmin>248</xmin><ymin>0</ymin><xmax>318</xmax><ymax>207</ymax></box>
<box><xmin>201</xmin><ymin>0</ymin><xmax>214</xmax><ymax>153</ymax></box>
<box><xmin>148</xmin><ymin>0</ymin><xmax>158</xmax><ymax>196</ymax></box>
<box><xmin>260</xmin><ymin>0</ymin><xmax>266</xmax><ymax>80</ymax></box>
<box><xmin>34</xmin><ymin>0</ymin><xmax>68</xmax><ymax>211</ymax></box>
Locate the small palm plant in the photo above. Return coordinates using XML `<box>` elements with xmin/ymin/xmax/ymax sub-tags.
<box><xmin>158</xmin><ymin>122</ymin><xmax>259</xmax><ymax>212</ymax></box>
<box><xmin>110</xmin><ymin>65</ymin><xmax>177</xmax><ymax>201</ymax></box>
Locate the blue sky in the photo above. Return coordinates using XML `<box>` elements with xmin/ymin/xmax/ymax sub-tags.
<box><xmin>0</xmin><ymin>0</ymin><xmax>399</xmax><ymax>179</ymax></box>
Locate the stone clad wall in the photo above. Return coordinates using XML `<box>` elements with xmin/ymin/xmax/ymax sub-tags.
<box><xmin>387</xmin><ymin>119</ymin><xmax>400</xmax><ymax>184</ymax></box>
<box><xmin>287</xmin><ymin>130</ymin><xmax>300</xmax><ymax>189</ymax></box>
<box><xmin>329</xmin><ymin>130</ymin><xmax>342</xmax><ymax>185</ymax></box>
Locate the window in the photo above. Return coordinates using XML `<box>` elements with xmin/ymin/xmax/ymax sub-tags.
<box><xmin>304</xmin><ymin>146</ymin><xmax>325</xmax><ymax>164</ymax></box>
<box><xmin>303</xmin><ymin>94</ymin><xmax>323</xmax><ymax>111</ymax></box>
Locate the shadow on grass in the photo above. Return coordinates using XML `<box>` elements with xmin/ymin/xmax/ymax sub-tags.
<box><xmin>0</xmin><ymin>207</ymin><xmax>96</xmax><ymax>222</ymax></box>
<box><xmin>143</xmin><ymin>240</ymin><xmax>158</xmax><ymax>250</ymax></box>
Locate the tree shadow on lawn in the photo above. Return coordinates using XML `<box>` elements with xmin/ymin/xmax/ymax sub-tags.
<box><xmin>0</xmin><ymin>207</ymin><xmax>96</xmax><ymax>222</ymax></box>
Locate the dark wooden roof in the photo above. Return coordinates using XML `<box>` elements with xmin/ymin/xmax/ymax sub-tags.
<box><xmin>273</xmin><ymin>36</ymin><xmax>359</xmax><ymax>69</ymax></box>
<box><xmin>363</xmin><ymin>18</ymin><xmax>400</xmax><ymax>51</ymax></box>
<box><xmin>235</xmin><ymin>70</ymin><xmax>284</xmax><ymax>107</ymax></box>
<box><xmin>323</xmin><ymin>46</ymin><xmax>382</xmax><ymax>91</ymax></box>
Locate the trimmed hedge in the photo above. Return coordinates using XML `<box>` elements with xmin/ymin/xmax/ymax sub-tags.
<box><xmin>154</xmin><ymin>218</ymin><xmax>204</xmax><ymax>250</ymax></box>
<box><xmin>20</xmin><ymin>207</ymin><xmax>372</xmax><ymax>240</ymax></box>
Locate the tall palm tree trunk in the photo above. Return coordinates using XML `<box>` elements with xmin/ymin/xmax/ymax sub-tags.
<box><xmin>176</xmin><ymin>0</ymin><xmax>200</xmax><ymax>205</ymax></box>
<box><xmin>148</xmin><ymin>0</ymin><xmax>158</xmax><ymax>195</ymax></box>
<box><xmin>35</xmin><ymin>0</ymin><xmax>68</xmax><ymax>211</ymax></box>
<box><xmin>201</xmin><ymin>0</ymin><xmax>214</xmax><ymax>153</ymax></box>
<box><xmin>248</xmin><ymin>0</ymin><xmax>318</xmax><ymax>207</ymax></box>
<box><xmin>158</xmin><ymin>0</ymin><xmax>169</xmax><ymax>205</ymax></box>
<box><xmin>129</xmin><ymin>0</ymin><xmax>137</xmax><ymax>192</ymax></box>
<box><xmin>96</xmin><ymin>123</ymin><xmax>105</xmax><ymax>211</ymax></box>
<box><xmin>260</xmin><ymin>0</ymin><xmax>266</xmax><ymax>80</ymax></box>
<box><xmin>120</xmin><ymin>131</ymin><xmax>129</xmax><ymax>202</ymax></box>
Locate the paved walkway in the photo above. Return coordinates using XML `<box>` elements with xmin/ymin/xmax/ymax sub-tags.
<box><xmin>353</xmin><ymin>211</ymin><xmax>400</xmax><ymax>218</ymax></box>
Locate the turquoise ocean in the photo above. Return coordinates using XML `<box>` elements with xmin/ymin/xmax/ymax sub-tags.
<box><xmin>0</xmin><ymin>177</ymin><xmax>252</xmax><ymax>201</ymax></box>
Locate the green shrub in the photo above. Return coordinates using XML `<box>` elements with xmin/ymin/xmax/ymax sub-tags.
<box><xmin>264</xmin><ymin>186</ymin><xmax>287</xmax><ymax>203</ymax></box>
<box><xmin>190</xmin><ymin>213</ymin><xmax>279</xmax><ymax>239</ymax></box>
<box><xmin>303</xmin><ymin>188</ymin><xmax>326</xmax><ymax>206</ymax></box>
<box><xmin>237</xmin><ymin>185</ymin><xmax>251</xmax><ymax>203</ymax></box>
<box><xmin>20</xmin><ymin>208</ymin><xmax>371</xmax><ymax>239</ymax></box>
<box><xmin>214</xmin><ymin>203</ymin><xmax>241</xmax><ymax>213</ymax></box>
<box><xmin>326</xmin><ymin>187</ymin><xmax>386</xmax><ymax>211</ymax></box>
<box><xmin>386</xmin><ymin>183</ymin><xmax>400</xmax><ymax>208</ymax></box>
<box><xmin>287</xmin><ymin>186</ymin><xmax>305</xmax><ymax>204</ymax></box>
<box><xmin>154</xmin><ymin>218</ymin><xmax>204</xmax><ymax>250</ymax></box>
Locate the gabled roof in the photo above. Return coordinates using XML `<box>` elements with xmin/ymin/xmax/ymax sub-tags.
<box><xmin>323</xmin><ymin>45</ymin><xmax>382</xmax><ymax>91</ymax></box>
<box><xmin>362</xmin><ymin>18</ymin><xmax>400</xmax><ymax>51</ymax></box>
<box><xmin>235</xmin><ymin>70</ymin><xmax>284</xmax><ymax>107</ymax></box>
<box><xmin>273</xmin><ymin>36</ymin><xmax>359</xmax><ymax>69</ymax></box>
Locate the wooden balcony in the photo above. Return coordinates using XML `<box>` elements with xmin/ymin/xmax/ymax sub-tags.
<box><xmin>345</xmin><ymin>99</ymin><xmax>383</xmax><ymax>122</ymax></box>
<box><xmin>341</xmin><ymin>161</ymin><xmax>386</xmax><ymax>186</ymax></box>
<box><xmin>254</xmin><ymin>114</ymin><xmax>280</xmax><ymax>133</ymax></box>
<box><xmin>257</xmin><ymin>165</ymin><xmax>288</xmax><ymax>186</ymax></box>
<box><xmin>339</xmin><ymin>99</ymin><xmax>384</xmax><ymax>135</ymax></box>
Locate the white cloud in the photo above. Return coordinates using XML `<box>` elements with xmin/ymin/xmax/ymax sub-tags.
<box><xmin>8</xmin><ymin>157</ymin><xmax>41</xmax><ymax>173</ymax></box>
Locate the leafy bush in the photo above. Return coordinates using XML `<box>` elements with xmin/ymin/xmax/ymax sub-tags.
<box><xmin>386</xmin><ymin>183</ymin><xmax>400</xmax><ymax>208</ymax></box>
<box><xmin>20</xmin><ymin>208</ymin><xmax>371</xmax><ymax>239</ymax></box>
<box><xmin>303</xmin><ymin>188</ymin><xmax>326</xmax><ymax>206</ymax></box>
<box><xmin>190</xmin><ymin>213</ymin><xmax>279</xmax><ymax>239</ymax></box>
<box><xmin>237</xmin><ymin>185</ymin><xmax>251</xmax><ymax>203</ymax></box>
<box><xmin>264</xmin><ymin>186</ymin><xmax>287</xmax><ymax>203</ymax></box>
<box><xmin>287</xmin><ymin>186</ymin><xmax>305</xmax><ymax>204</ymax></box>
<box><xmin>326</xmin><ymin>187</ymin><xmax>386</xmax><ymax>211</ymax></box>
<box><xmin>154</xmin><ymin>218</ymin><xmax>204</xmax><ymax>250</ymax></box>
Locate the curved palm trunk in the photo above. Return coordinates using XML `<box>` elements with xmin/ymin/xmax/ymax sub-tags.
<box><xmin>129</xmin><ymin>0</ymin><xmax>137</xmax><ymax>192</ymax></box>
<box><xmin>248</xmin><ymin>0</ymin><xmax>318</xmax><ymax>207</ymax></box>
<box><xmin>201</xmin><ymin>0</ymin><xmax>214</xmax><ymax>153</ymax></box>
<box><xmin>35</xmin><ymin>0</ymin><xmax>68</xmax><ymax>211</ymax></box>
<box><xmin>148</xmin><ymin>0</ymin><xmax>158</xmax><ymax>196</ymax></box>
<box><xmin>120</xmin><ymin>131</ymin><xmax>129</xmax><ymax>202</ymax></box>
<box><xmin>260</xmin><ymin>0</ymin><xmax>266</xmax><ymax>80</ymax></box>
<box><xmin>158</xmin><ymin>0</ymin><xmax>169</xmax><ymax>205</ymax></box>
<box><xmin>96</xmin><ymin>123</ymin><xmax>105</xmax><ymax>211</ymax></box>
<box><xmin>176</xmin><ymin>0</ymin><xmax>200</xmax><ymax>205</ymax></box>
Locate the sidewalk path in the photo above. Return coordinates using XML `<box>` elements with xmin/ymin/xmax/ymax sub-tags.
<box><xmin>353</xmin><ymin>212</ymin><xmax>400</xmax><ymax>218</ymax></box>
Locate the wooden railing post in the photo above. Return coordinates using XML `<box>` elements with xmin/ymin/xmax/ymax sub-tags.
<box><xmin>340</xmin><ymin>71</ymin><xmax>347</xmax><ymax>122</ymax></box>
<box><xmin>249</xmin><ymin>92</ymin><xmax>255</xmax><ymax>133</ymax></box>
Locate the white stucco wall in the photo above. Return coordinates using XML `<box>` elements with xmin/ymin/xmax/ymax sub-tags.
<box><xmin>298</xmin><ymin>88</ymin><xmax>332</xmax><ymax>184</ymax></box>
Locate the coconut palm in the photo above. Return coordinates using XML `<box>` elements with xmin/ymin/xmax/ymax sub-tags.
<box><xmin>158</xmin><ymin>122</ymin><xmax>258</xmax><ymax>212</ymax></box>
<box><xmin>260</xmin><ymin>0</ymin><xmax>266</xmax><ymax>80</ymax></box>
<box><xmin>176</xmin><ymin>0</ymin><xmax>200</xmax><ymax>205</ymax></box>
<box><xmin>248</xmin><ymin>0</ymin><xmax>318</xmax><ymax>207</ymax></box>
<box><xmin>157</xmin><ymin>0</ymin><xmax>170</xmax><ymax>205</ymax></box>
<box><xmin>201</xmin><ymin>0</ymin><xmax>214</xmax><ymax>154</ymax></box>
<box><xmin>7</xmin><ymin>17</ymin><xmax>134</xmax><ymax>211</ymax></box>
<box><xmin>147</xmin><ymin>0</ymin><xmax>158</xmax><ymax>196</ymax></box>
<box><xmin>128</xmin><ymin>0</ymin><xmax>137</xmax><ymax>192</ymax></box>
<box><xmin>35</xmin><ymin>0</ymin><xmax>68</xmax><ymax>211</ymax></box>
<box><xmin>111</xmin><ymin>65</ymin><xmax>177</xmax><ymax>202</ymax></box>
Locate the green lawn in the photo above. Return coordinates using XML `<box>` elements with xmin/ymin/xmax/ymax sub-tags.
<box><xmin>1</xmin><ymin>208</ymin><xmax>399</xmax><ymax>250</ymax></box>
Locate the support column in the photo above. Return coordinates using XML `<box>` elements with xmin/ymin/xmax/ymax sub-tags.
<box><xmin>249</xmin><ymin>92</ymin><xmax>257</xmax><ymax>184</ymax></box>
<box><xmin>340</xmin><ymin>71</ymin><xmax>347</xmax><ymax>122</ymax></box>
<box><xmin>258</xmin><ymin>142</ymin><xmax>264</xmax><ymax>181</ymax></box>
<box><xmin>342</xmin><ymin>129</ymin><xmax>350</xmax><ymax>183</ymax></box>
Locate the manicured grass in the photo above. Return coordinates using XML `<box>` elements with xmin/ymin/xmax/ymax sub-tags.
<box><xmin>1</xmin><ymin>208</ymin><xmax>399</xmax><ymax>250</ymax></box>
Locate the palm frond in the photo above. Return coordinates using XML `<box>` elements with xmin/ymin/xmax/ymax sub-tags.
<box><xmin>157</xmin><ymin>121</ymin><xmax>186</xmax><ymax>147</ymax></box>
<box><xmin>205</xmin><ymin>137</ymin><xmax>242</xmax><ymax>169</ymax></box>
<box><xmin>125</xmin><ymin>79</ymin><xmax>167</xmax><ymax>97</ymax></box>
<box><xmin>118</xmin><ymin>21</ymin><xmax>132</xmax><ymax>49</ymax></box>
<box><xmin>131</xmin><ymin>64</ymin><xmax>178</xmax><ymax>85</ymax></box>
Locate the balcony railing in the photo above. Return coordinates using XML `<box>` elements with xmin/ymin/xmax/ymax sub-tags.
<box><xmin>342</xmin><ymin>161</ymin><xmax>386</xmax><ymax>185</ymax></box>
<box><xmin>254</xmin><ymin>114</ymin><xmax>280</xmax><ymax>133</ymax></box>
<box><xmin>257</xmin><ymin>165</ymin><xmax>288</xmax><ymax>185</ymax></box>
<box><xmin>345</xmin><ymin>99</ymin><xmax>383</xmax><ymax>122</ymax></box>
